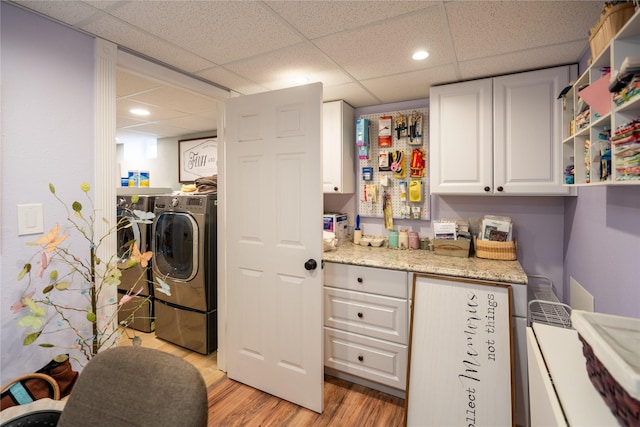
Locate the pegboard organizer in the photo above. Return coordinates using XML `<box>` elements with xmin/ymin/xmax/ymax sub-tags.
<box><xmin>357</xmin><ymin>108</ymin><xmax>430</xmax><ymax>221</ymax></box>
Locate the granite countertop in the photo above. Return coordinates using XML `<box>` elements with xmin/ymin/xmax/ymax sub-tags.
<box><xmin>323</xmin><ymin>242</ymin><xmax>528</xmax><ymax>284</ymax></box>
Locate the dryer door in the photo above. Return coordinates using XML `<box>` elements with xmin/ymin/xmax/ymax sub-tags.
<box><xmin>153</xmin><ymin>211</ymin><xmax>199</xmax><ymax>281</ymax></box>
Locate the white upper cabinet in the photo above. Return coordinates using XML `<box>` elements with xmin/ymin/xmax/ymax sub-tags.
<box><xmin>323</xmin><ymin>100</ymin><xmax>355</xmax><ymax>194</ymax></box>
<box><xmin>430</xmin><ymin>65</ymin><xmax>575</xmax><ymax>195</ymax></box>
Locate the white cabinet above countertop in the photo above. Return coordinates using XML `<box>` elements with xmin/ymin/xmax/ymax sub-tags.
<box><xmin>323</xmin><ymin>100</ymin><xmax>355</xmax><ymax>194</ymax></box>
<box><xmin>429</xmin><ymin>65</ymin><xmax>576</xmax><ymax>196</ymax></box>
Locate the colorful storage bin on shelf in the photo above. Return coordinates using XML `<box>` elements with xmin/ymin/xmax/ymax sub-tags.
<box><xmin>474</xmin><ymin>238</ymin><xmax>517</xmax><ymax>261</ymax></box>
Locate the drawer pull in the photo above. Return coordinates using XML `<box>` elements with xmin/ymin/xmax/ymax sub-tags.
<box><xmin>357</xmin><ymin>277</ymin><xmax>363</xmax><ymax>283</ymax></box>
<box><xmin>357</xmin><ymin>312</ymin><xmax>363</xmax><ymax>318</ymax></box>
<box><xmin>358</xmin><ymin>355</ymin><xmax>364</xmax><ymax>362</ymax></box>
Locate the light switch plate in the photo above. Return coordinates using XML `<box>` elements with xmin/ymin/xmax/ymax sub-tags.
<box><xmin>17</xmin><ymin>203</ymin><xmax>44</xmax><ymax>236</ymax></box>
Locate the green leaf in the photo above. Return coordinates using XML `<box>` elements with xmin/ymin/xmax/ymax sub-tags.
<box><xmin>49</xmin><ymin>183</ymin><xmax>55</xmax><ymax>194</ymax></box>
<box><xmin>24</xmin><ymin>332</ymin><xmax>41</xmax><ymax>345</ymax></box>
<box><xmin>72</xmin><ymin>201</ymin><xmax>82</xmax><ymax>212</ymax></box>
<box><xmin>53</xmin><ymin>354</ymin><xmax>69</xmax><ymax>363</ymax></box>
<box><xmin>18</xmin><ymin>315</ymin><xmax>44</xmax><ymax>330</ymax></box>
<box><xmin>50</xmin><ymin>270</ymin><xmax>58</xmax><ymax>280</ymax></box>
<box><xmin>86</xmin><ymin>312</ymin><xmax>97</xmax><ymax>322</ymax></box>
<box><xmin>131</xmin><ymin>195</ymin><xmax>139</xmax><ymax>204</ymax></box>
<box><xmin>38</xmin><ymin>343</ymin><xmax>55</xmax><ymax>348</ymax></box>
<box><xmin>55</xmin><ymin>282</ymin><xmax>71</xmax><ymax>290</ymax></box>
<box><xmin>42</xmin><ymin>284</ymin><xmax>54</xmax><ymax>294</ymax></box>
<box><xmin>80</xmin><ymin>182</ymin><xmax>90</xmax><ymax>192</ymax></box>
<box><xmin>24</xmin><ymin>298</ymin><xmax>46</xmax><ymax>316</ymax></box>
<box><xmin>17</xmin><ymin>264</ymin><xmax>30</xmax><ymax>281</ymax></box>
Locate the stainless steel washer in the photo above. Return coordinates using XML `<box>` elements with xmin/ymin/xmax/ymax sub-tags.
<box><xmin>151</xmin><ymin>194</ymin><xmax>217</xmax><ymax>354</ymax></box>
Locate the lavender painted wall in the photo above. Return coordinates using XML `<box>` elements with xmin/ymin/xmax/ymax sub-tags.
<box><xmin>325</xmin><ymin>99</ymin><xmax>568</xmax><ymax>297</ymax></box>
<box><xmin>1</xmin><ymin>3</ymin><xmax>95</xmax><ymax>383</ymax></box>
<box><xmin>564</xmin><ymin>186</ymin><xmax>640</xmax><ymax>318</ymax></box>
<box><xmin>332</xmin><ymin>97</ymin><xmax>640</xmax><ymax>319</ymax></box>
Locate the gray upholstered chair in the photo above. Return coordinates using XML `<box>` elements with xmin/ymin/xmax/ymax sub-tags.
<box><xmin>56</xmin><ymin>346</ymin><xmax>207</xmax><ymax>427</ymax></box>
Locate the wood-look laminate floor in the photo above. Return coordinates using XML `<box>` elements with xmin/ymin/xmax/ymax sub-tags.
<box><xmin>120</xmin><ymin>330</ymin><xmax>406</xmax><ymax>426</ymax></box>
<box><xmin>207</xmin><ymin>375</ymin><xmax>406</xmax><ymax>427</ymax></box>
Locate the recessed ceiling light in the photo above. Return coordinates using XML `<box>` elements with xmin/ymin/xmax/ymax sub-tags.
<box><xmin>412</xmin><ymin>50</ymin><xmax>429</xmax><ymax>61</ymax></box>
<box><xmin>130</xmin><ymin>108</ymin><xmax>150</xmax><ymax>116</ymax></box>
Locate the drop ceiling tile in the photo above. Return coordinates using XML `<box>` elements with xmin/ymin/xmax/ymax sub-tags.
<box><xmin>322</xmin><ymin>82</ymin><xmax>380</xmax><ymax>108</ymax></box>
<box><xmin>314</xmin><ymin>6</ymin><xmax>453</xmax><ymax>81</ymax></box>
<box><xmin>196</xmin><ymin>67</ymin><xmax>268</xmax><ymax>96</ymax></box>
<box><xmin>127</xmin><ymin>86</ymin><xmax>217</xmax><ymax>115</ymax></box>
<box><xmin>109</xmin><ymin>1</ymin><xmax>303</xmax><ymax>65</ymax></box>
<box><xmin>82</xmin><ymin>14</ymin><xmax>216</xmax><ymax>73</ymax></box>
<box><xmin>117</xmin><ymin>98</ymin><xmax>186</xmax><ymax>121</ymax></box>
<box><xmin>123</xmin><ymin>121</ymin><xmax>196</xmax><ymax>139</ymax></box>
<box><xmin>116</xmin><ymin>115</ymin><xmax>147</xmax><ymax>128</ymax></box>
<box><xmin>224</xmin><ymin>43</ymin><xmax>353</xmax><ymax>90</ymax></box>
<box><xmin>13</xmin><ymin>1</ymin><xmax>99</xmax><ymax>25</ymax></box>
<box><xmin>361</xmin><ymin>65</ymin><xmax>458</xmax><ymax>104</ymax></box>
<box><xmin>164</xmin><ymin>114</ymin><xmax>217</xmax><ymax>133</ymax></box>
<box><xmin>458</xmin><ymin>40</ymin><xmax>589</xmax><ymax>81</ymax></box>
<box><xmin>116</xmin><ymin>69</ymin><xmax>164</xmax><ymax>98</ymax></box>
<box><xmin>447</xmin><ymin>1</ymin><xmax>603</xmax><ymax>61</ymax></box>
<box><xmin>266</xmin><ymin>0</ymin><xmax>437</xmax><ymax>39</ymax></box>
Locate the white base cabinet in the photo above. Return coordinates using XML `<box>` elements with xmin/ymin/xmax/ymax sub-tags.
<box><xmin>430</xmin><ymin>65</ymin><xmax>575</xmax><ymax>195</ymax></box>
<box><xmin>323</xmin><ymin>262</ymin><xmax>409</xmax><ymax>396</ymax></box>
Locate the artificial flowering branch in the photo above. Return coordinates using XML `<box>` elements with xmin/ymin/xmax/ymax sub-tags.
<box><xmin>11</xmin><ymin>182</ymin><xmax>166</xmax><ymax>365</ymax></box>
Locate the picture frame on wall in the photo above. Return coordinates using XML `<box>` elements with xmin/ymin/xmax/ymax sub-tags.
<box><xmin>178</xmin><ymin>136</ymin><xmax>217</xmax><ymax>183</ymax></box>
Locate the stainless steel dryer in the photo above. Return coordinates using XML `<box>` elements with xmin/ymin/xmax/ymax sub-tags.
<box><xmin>152</xmin><ymin>194</ymin><xmax>217</xmax><ymax>354</ymax></box>
<box><xmin>116</xmin><ymin>195</ymin><xmax>155</xmax><ymax>332</ymax></box>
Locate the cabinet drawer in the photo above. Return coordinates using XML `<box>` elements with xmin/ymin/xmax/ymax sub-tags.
<box><xmin>324</xmin><ymin>287</ymin><xmax>408</xmax><ymax>344</ymax></box>
<box><xmin>324</xmin><ymin>262</ymin><xmax>407</xmax><ymax>298</ymax></box>
<box><xmin>324</xmin><ymin>327</ymin><xmax>407</xmax><ymax>390</ymax></box>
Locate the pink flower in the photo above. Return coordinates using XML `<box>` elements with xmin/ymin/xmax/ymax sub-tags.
<box><xmin>118</xmin><ymin>288</ymin><xmax>142</xmax><ymax>306</ymax></box>
<box><xmin>37</xmin><ymin>252</ymin><xmax>50</xmax><ymax>279</ymax></box>
<box><xmin>10</xmin><ymin>291</ymin><xmax>35</xmax><ymax>313</ymax></box>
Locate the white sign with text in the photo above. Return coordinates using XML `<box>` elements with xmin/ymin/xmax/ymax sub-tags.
<box><xmin>407</xmin><ymin>274</ymin><xmax>514</xmax><ymax>427</ymax></box>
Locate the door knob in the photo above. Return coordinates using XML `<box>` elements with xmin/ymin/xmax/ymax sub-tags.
<box><xmin>497</xmin><ymin>186</ymin><xmax>504</xmax><ymax>192</ymax></box>
<box><xmin>484</xmin><ymin>186</ymin><xmax>491</xmax><ymax>192</ymax></box>
<box><xmin>304</xmin><ymin>259</ymin><xmax>317</xmax><ymax>271</ymax></box>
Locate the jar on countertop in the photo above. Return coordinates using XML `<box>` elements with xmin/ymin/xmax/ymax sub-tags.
<box><xmin>398</xmin><ymin>230</ymin><xmax>409</xmax><ymax>250</ymax></box>
<box><xmin>409</xmin><ymin>232</ymin><xmax>420</xmax><ymax>249</ymax></box>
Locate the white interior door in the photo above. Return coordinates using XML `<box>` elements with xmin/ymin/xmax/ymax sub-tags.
<box><xmin>223</xmin><ymin>83</ymin><xmax>324</xmax><ymax>412</ymax></box>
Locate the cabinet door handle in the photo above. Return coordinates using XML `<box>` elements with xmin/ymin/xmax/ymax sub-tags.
<box><xmin>357</xmin><ymin>312</ymin><xmax>363</xmax><ymax>318</ymax></box>
<box><xmin>484</xmin><ymin>186</ymin><xmax>491</xmax><ymax>192</ymax></box>
<box><xmin>333</xmin><ymin>186</ymin><xmax>339</xmax><ymax>192</ymax></box>
<box><xmin>358</xmin><ymin>355</ymin><xmax>364</xmax><ymax>362</ymax></box>
<box><xmin>357</xmin><ymin>277</ymin><xmax>363</xmax><ymax>283</ymax></box>
<box><xmin>497</xmin><ymin>186</ymin><xmax>504</xmax><ymax>192</ymax></box>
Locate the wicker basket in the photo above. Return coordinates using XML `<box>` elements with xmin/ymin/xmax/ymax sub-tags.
<box><xmin>1</xmin><ymin>373</ymin><xmax>61</xmax><ymax>408</ymax></box>
<box><xmin>474</xmin><ymin>238</ymin><xmax>517</xmax><ymax>260</ymax></box>
<box><xmin>589</xmin><ymin>2</ymin><xmax>636</xmax><ymax>60</ymax></box>
<box><xmin>578</xmin><ymin>334</ymin><xmax>640</xmax><ymax>426</ymax></box>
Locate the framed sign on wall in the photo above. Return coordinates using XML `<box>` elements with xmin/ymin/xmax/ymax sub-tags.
<box><xmin>178</xmin><ymin>136</ymin><xmax>217</xmax><ymax>183</ymax></box>
<box><xmin>406</xmin><ymin>274</ymin><xmax>515</xmax><ymax>427</ymax></box>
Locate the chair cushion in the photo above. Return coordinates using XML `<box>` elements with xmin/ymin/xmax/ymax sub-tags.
<box><xmin>56</xmin><ymin>346</ymin><xmax>207</xmax><ymax>427</ymax></box>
